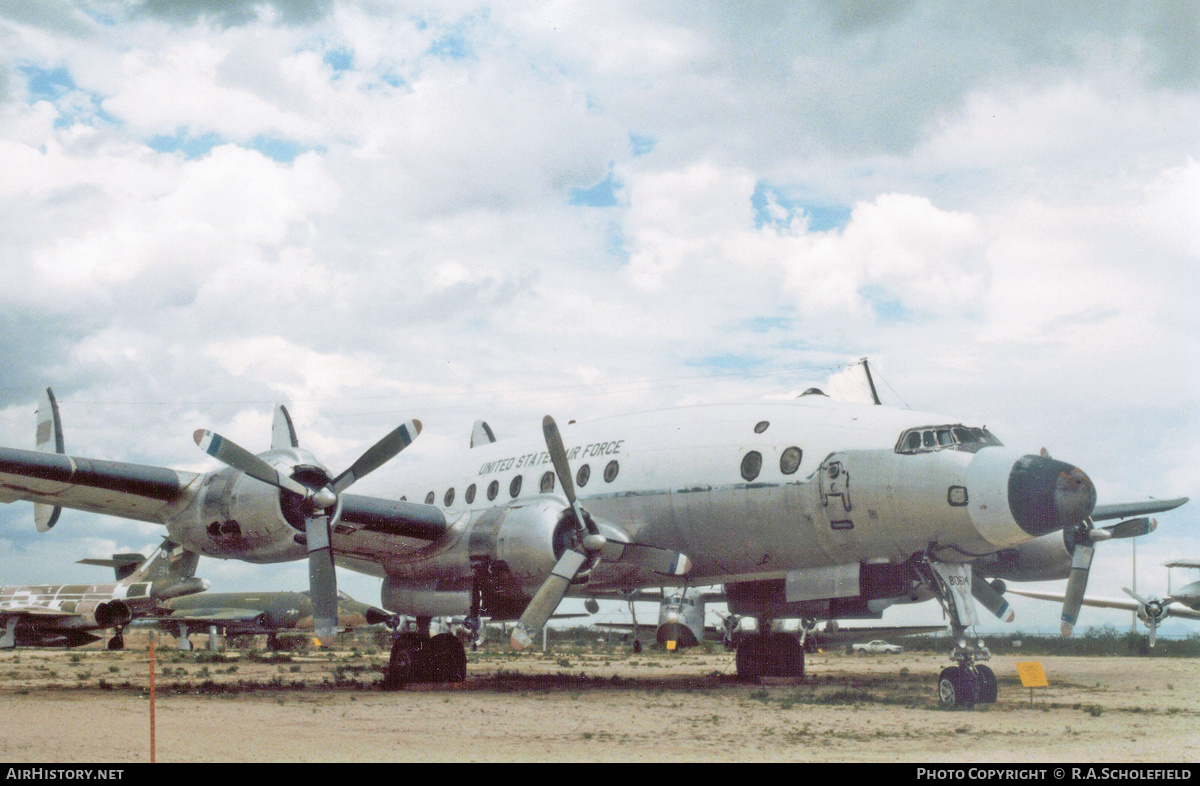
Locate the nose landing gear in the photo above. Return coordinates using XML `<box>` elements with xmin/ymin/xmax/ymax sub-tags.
<box><xmin>921</xmin><ymin>558</ymin><xmax>997</xmax><ymax>708</ymax></box>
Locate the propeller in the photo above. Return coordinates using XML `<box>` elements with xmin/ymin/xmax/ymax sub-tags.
<box><xmin>195</xmin><ymin>419</ymin><xmax>420</xmax><ymax>644</ymax></box>
<box><xmin>1060</xmin><ymin>517</ymin><xmax>1155</xmax><ymax>637</ymax></box>
<box><xmin>511</xmin><ymin>416</ymin><xmax>692</xmax><ymax>650</ymax></box>
<box><xmin>1122</xmin><ymin>587</ymin><xmax>1168</xmax><ymax>647</ymax></box>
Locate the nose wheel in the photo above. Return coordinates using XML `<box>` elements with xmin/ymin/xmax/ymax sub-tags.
<box><xmin>938</xmin><ymin>663</ymin><xmax>996</xmax><ymax>707</ymax></box>
<box><xmin>920</xmin><ymin>557</ymin><xmax>997</xmax><ymax>708</ymax></box>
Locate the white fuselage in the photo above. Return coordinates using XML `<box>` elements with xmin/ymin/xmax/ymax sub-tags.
<box><xmin>354</xmin><ymin>397</ymin><xmax>1043</xmax><ymax>617</ymax></box>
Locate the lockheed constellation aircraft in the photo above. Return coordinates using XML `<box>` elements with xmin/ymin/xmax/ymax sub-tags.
<box><xmin>0</xmin><ymin>374</ymin><xmax>1187</xmax><ymax>705</ymax></box>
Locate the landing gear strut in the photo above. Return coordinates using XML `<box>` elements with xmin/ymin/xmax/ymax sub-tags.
<box><xmin>921</xmin><ymin>558</ymin><xmax>996</xmax><ymax>707</ymax></box>
<box><xmin>735</xmin><ymin>627</ymin><xmax>805</xmax><ymax>682</ymax></box>
<box><xmin>384</xmin><ymin>616</ymin><xmax>468</xmax><ymax>690</ymax></box>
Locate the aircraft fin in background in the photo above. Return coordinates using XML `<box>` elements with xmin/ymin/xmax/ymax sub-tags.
<box><xmin>77</xmin><ymin>553</ymin><xmax>145</xmax><ymax>581</ymax></box>
<box><xmin>34</xmin><ymin>387</ymin><xmax>64</xmax><ymax>532</ymax></box>
<box><xmin>76</xmin><ymin>538</ymin><xmax>200</xmax><ymax>584</ymax></box>
<box><xmin>470</xmin><ymin>420</ymin><xmax>496</xmax><ymax>448</ymax></box>
<box><xmin>271</xmin><ymin>405</ymin><xmax>300</xmax><ymax>450</ymax></box>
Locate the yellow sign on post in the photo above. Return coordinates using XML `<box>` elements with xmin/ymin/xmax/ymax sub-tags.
<box><xmin>1016</xmin><ymin>661</ymin><xmax>1048</xmax><ymax>687</ymax></box>
<box><xmin>1016</xmin><ymin>661</ymin><xmax>1048</xmax><ymax>707</ymax></box>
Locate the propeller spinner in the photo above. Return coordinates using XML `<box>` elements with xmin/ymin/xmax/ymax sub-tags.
<box><xmin>195</xmin><ymin>419</ymin><xmax>420</xmax><ymax>644</ymax></box>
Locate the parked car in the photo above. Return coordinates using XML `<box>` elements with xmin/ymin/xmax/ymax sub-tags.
<box><xmin>851</xmin><ymin>639</ymin><xmax>903</xmax><ymax>654</ymax></box>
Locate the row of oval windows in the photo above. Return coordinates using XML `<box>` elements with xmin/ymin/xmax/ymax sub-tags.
<box><xmin>425</xmin><ymin>460</ymin><xmax>621</xmax><ymax>507</ymax></box>
<box><xmin>422</xmin><ymin>446</ymin><xmax>804</xmax><ymax>507</ymax></box>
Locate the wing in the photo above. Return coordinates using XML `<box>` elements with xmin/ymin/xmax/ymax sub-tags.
<box><xmin>1008</xmin><ymin>589</ymin><xmax>1200</xmax><ymax>622</ymax></box>
<box><xmin>1091</xmin><ymin>497</ymin><xmax>1189</xmax><ymax>522</ymax></box>
<box><xmin>812</xmin><ymin>625</ymin><xmax>946</xmax><ymax>645</ymax></box>
<box><xmin>593</xmin><ymin>623</ymin><xmax>659</xmax><ymax>635</ymax></box>
<box><xmin>1007</xmin><ymin>588</ymin><xmax>1138</xmax><ymax>611</ymax></box>
<box><xmin>0</xmin><ymin>446</ymin><xmax>198</xmax><ymax>525</ymax></box>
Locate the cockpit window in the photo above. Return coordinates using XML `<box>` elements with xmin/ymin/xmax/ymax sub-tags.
<box><xmin>896</xmin><ymin>424</ymin><xmax>1003</xmax><ymax>455</ymax></box>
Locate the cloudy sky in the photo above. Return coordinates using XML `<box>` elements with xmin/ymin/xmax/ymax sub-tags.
<box><xmin>1</xmin><ymin>1</ymin><xmax>1196</xmax><ymax>636</ymax></box>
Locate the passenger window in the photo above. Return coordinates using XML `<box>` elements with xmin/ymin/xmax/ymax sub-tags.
<box><xmin>487</xmin><ymin>480</ymin><xmax>499</xmax><ymax>501</ymax></box>
<box><xmin>509</xmin><ymin>475</ymin><xmax>523</xmax><ymax>498</ymax></box>
<box><xmin>740</xmin><ymin>451</ymin><xmax>762</xmax><ymax>482</ymax></box>
<box><xmin>540</xmin><ymin>471</ymin><xmax>555</xmax><ymax>493</ymax></box>
<box><xmin>424</xmin><ymin>491</ymin><xmax>435</xmax><ymax>505</ymax></box>
<box><xmin>465</xmin><ymin>484</ymin><xmax>476</xmax><ymax>504</ymax></box>
<box><xmin>576</xmin><ymin>464</ymin><xmax>590</xmax><ymax>488</ymax></box>
<box><xmin>780</xmin><ymin>446</ymin><xmax>802</xmax><ymax>475</ymax></box>
<box><xmin>754</xmin><ymin>420</ymin><xmax>769</xmax><ymax>434</ymax></box>
<box><xmin>603</xmin><ymin>460</ymin><xmax>619</xmax><ymax>483</ymax></box>
<box><xmin>444</xmin><ymin>488</ymin><xmax>455</xmax><ymax>507</ymax></box>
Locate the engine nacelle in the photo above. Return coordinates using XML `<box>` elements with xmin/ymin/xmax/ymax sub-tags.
<box><xmin>167</xmin><ymin>450</ymin><xmax>322</xmax><ymax>564</ymax></box>
<box><xmin>466</xmin><ymin>497</ymin><xmax>583</xmax><ymax>617</ymax></box>
<box><xmin>93</xmin><ymin>600</ymin><xmax>132</xmax><ymax>628</ymax></box>
<box><xmin>973</xmin><ymin>531</ymin><xmax>1073</xmax><ymax>582</ymax></box>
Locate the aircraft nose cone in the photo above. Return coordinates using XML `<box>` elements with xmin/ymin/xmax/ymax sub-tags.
<box><xmin>1008</xmin><ymin>455</ymin><xmax>1097</xmax><ymax>536</ymax></box>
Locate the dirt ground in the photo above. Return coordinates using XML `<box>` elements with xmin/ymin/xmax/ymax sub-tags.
<box><xmin>1</xmin><ymin>633</ymin><xmax>1197</xmax><ymax>763</ymax></box>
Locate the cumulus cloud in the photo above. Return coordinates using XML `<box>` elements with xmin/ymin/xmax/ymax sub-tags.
<box><xmin>0</xmin><ymin>2</ymin><xmax>1195</xmax><ymax>631</ymax></box>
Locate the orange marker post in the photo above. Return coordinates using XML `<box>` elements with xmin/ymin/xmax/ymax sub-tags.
<box><xmin>149</xmin><ymin>630</ymin><xmax>156</xmax><ymax>763</ymax></box>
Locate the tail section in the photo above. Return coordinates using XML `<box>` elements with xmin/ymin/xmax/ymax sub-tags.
<box><xmin>34</xmin><ymin>387</ymin><xmax>64</xmax><ymax>532</ymax></box>
<box><xmin>129</xmin><ymin>539</ymin><xmax>200</xmax><ymax>584</ymax></box>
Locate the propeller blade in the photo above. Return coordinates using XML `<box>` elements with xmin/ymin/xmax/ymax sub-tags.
<box><xmin>1107</xmin><ymin>517</ymin><xmax>1157</xmax><ymax>539</ymax></box>
<box><xmin>1122</xmin><ymin>586</ymin><xmax>1153</xmax><ymax>607</ymax></box>
<box><xmin>1148</xmin><ymin>618</ymin><xmax>1158</xmax><ymax>648</ymax></box>
<box><xmin>330</xmin><ymin>420</ymin><xmax>421</xmax><ymax>495</ymax></box>
<box><xmin>510</xmin><ymin>549</ymin><xmax>587</xmax><ymax>650</ymax></box>
<box><xmin>1061</xmin><ymin>542</ymin><xmax>1095</xmax><ymax>637</ymax></box>
<box><xmin>194</xmin><ymin>429</ymin><xmax>311</xmax><ymax>498</ymax></box>
<box><xmin>542</xmin><ymin>415</ymin><xmax>594</xmax><ymax>536</ymax></box>
<box><xmin>971</xmin><ymin>574</ymin><xmax>1015</xmax><ymax>623</ymax></box>
<box><xmin>305</xmin><ymin>513</ymin><xmax>339</xmax><ymax>646</ymax></box>
<box><xmin>598</xmin><ymin>541</ymin><xmax>692</xmax><ymax>576</ymax></box>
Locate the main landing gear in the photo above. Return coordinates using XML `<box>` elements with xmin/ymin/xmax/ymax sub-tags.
<box><xmin>735</xmin><ymin>629</ymin><xmax>805</xmax><ymax>681</ymax></box>
<box><xmin>384</xmin><ymin>616</ymin><xmax>468</xmax><ymax>690</ymax></box>
<box><xmin>922</xmin><ymin>558</ymin><xmax>997</xmax><ymax>708</ymax></box>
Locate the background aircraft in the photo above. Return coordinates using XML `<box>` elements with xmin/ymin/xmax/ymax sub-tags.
<box><xmin>1</xmin><ymin>537</ymin><xmax>207</xmax><ymax>650</ymax></box>
<box><xmin>595</xmin><ymin>586</ymin><xmax>943</xmax><ymax>652</ymax></box>
<box><xmin>1009</xmin><ymin>567</ymin><xmax>1200</xmax><ymax>647</ymax></box>
<box><xmin>156</xmin><ymin>589</ymin><xmax>389</xmax><ymax>651</ymax></box>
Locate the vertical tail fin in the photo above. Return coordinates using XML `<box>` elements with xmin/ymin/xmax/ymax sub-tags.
<box><xmin>130</xmin><ymin>539</ymin><xmax>200</xmax><ymax>583</ymax></box>
<box><xmin>272</xmin><ymin>404</ymin><xmax>299</xmax><ymax>450</ymax></box>
<box><xmin>34</xmin><ymin>387</ymin><xmax>64</xmax><ymax>532</ymax></box>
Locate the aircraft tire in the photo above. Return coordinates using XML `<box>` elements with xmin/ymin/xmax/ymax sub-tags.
<box><xmin>108</xmin><ymin>634</ymin><xmax>125</xmax><ymax>651</ymax></box>
<box><xmin>973</xmin><ymin>664</ymin><xmax>997</xmax><ymax>704</ymax></box>
<box><xmin>735</xmin><ymin>634</ymin><xmax>767</xmax><ymax>682</ymax></box>
<box><xmin>385</xmin><ymin>637</ymin><xmax>419</xmax><ymax>690</ymax></box>
<box><xmin>767</xmin><ymin>633</ymin><xmax>804</xmax><ymax>678</ymax></box>
<box><xmin>938</xmin><ymin>666</ymin><xmax>977</xmax><ymax>708</ymax></box>
<box><xmin>427</xmin><ymin>633</ymin><xmax>467</xmax><ymax>682</ymax></box>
